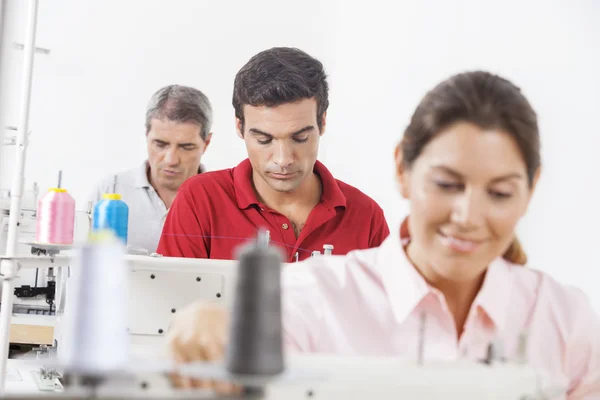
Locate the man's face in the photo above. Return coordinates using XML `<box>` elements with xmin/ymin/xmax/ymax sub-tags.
<box><xmin>146</xmin><ymin>118</ymin><xmax>211</xmax><ymax>191</ymax></box>
<box><xmin>237</xmin><ymin>98</ymin><xmax>325</xmax><ymax>194</ymax></box>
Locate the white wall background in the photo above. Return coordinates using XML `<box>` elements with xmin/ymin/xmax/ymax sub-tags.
<box><xmin>0</xmin><ymin>0</ymin><xmax>599</xmax><ymax>310</ymax></box>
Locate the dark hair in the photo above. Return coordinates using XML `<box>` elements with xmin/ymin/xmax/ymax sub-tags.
<box><xmin>402</xmin><ymin>70</ymin><xmax>540</xmax><ymax>186</ymax></box>
<box><xmin>232</xmin><ymin>47</ymin><xmax>329</xmax><ymax>131</ymax></box>
<box><xmin>401</xmin><ymin>71</ymin><xmax>540</xmax><ymax>265</ymax></box>
<box><xmin>146</xmin><ymin>85</ymin><xmax>213</xmax><ymax>140</ymax></box>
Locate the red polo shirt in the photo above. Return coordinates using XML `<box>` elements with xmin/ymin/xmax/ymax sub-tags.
<box><xmin>156</xmin><ymin>159</ymin><xmax>389</xmax><ymax>261</ymax></box>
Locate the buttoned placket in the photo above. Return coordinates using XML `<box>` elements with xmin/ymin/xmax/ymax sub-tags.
<box><xmin>258</xmin><ymin>205</ymin><xmax>297</xmax><ymax>262</ymax></box>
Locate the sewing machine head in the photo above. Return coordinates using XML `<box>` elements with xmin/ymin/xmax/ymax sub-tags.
<box><xmin>124</xmin><ymin>254</ymin><xmax>238</xmax><ymax>345</ymax></box>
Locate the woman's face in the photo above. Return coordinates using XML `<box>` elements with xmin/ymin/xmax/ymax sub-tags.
<box><xmin>397</xmin><ymin>121</ymin><xmax>539</xmax><ymax>283</ymax></box>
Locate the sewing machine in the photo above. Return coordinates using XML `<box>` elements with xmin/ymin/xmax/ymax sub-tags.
<box><xmin>1</xmin><ymin>234</ymin><xmax>565</xmax><ymax>399</ymax></box>
<box><xmin>1</xmin><ymin>244</ymin><xmax>241</xmax><ymax>376</ymax></box>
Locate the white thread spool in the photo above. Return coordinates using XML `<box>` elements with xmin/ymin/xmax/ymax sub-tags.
<box><xmin>59</xmin><ymin>232</ymin><xmax>128</xmax><ymax>376</ymax></box>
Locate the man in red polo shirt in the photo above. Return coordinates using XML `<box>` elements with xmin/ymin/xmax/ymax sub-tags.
<box><xmin>156</xmin><ymin>47</ymin><xmax>389</xmax><ymax>261</ymax></box>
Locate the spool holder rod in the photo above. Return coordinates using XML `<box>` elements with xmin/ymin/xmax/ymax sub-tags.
<box><xmin>0</xmin><ymin>0</ymin><xmax>40</xmax><ymax>392</ymax></box>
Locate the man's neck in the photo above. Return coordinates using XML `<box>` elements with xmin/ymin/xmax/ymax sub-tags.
<box><xmin>147</xmin><ymin>168</ymin><xmax>177</xmax><ymax>209</ymax></box>
<box><xmin>252</xmin><ymin>170</ymin><xmax>321</xmax><ymax>214</ymax></box>
<box><xmin>155</xmin><ymin>187</ymin><xmax>178</xmax><ymax>209</ymax></box>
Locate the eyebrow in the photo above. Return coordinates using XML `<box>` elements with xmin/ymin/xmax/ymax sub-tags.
<box><xmin>154</xmin><ymin>139</ymin><xmax>197</xmax><ymax>147</ymax></box>
<box><xmin>248</xmin><ymin>125</ymin><xmax>315</xmax><ymax>138</ymax></box>
<box><xmin>431</xmin><ymin>165</ymin><xmax>524</xmax><ymax>182</ymax></box>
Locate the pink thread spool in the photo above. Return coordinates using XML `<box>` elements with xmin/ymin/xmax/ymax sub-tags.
<box><xmin>35</xmin><ymin>172</ymin><xmax>76</xmax><ymax>244</ymax></box>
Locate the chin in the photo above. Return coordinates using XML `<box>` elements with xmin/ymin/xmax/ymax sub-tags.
<box><xmin>267</xmin><ymin>179</ymin><xmax>302</xmax><ymax>193</ymax></box>
<box><xmin>431</xmin><ymin>257</ymin><xmax>486</xmax><ymax>282</ymax></box>
<box><xmin>158</xmin><ymin>179</ymin><xmax>182</xmax><ymax>191</ymax></box>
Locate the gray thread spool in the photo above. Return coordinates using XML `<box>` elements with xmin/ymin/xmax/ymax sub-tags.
<box><xmin>225</xmin><ymin>230</ymin><xmax>284</xmax><ymax>376</ymax></box>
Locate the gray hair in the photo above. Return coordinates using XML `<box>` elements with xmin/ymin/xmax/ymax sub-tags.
<box><xmin>145</xmin><ymin>85</ymin><xmax>213</xmax><ymax>140</ymax></box>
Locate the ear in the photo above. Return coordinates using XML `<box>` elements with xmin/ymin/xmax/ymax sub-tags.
<box><xmin>235</xmin><ymin>118</ymin><xmax>244</xmax><ymax>139</ymax></box>
<box><xmin>202</xmin><ymin>133</ymin><xmax>213</xmax><ymax>154</ymax></box>
<box><xmin>319</xmin><ymin>112</ymin><xmax>327</xmax><ymax>136</ymax></box>
<box><xmin>395</xmin><ymin>141</ymin><xmax>410</xmax><ymax>199</ymax></box>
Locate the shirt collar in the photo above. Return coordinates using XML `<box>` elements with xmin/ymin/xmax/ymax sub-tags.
<box><xmin>134</xmin><ymin>161</ymin><xmax>152</xmax><ymax>188</ymax></box>
<box><xmin>135</xmin><ymin>161</ymin><xmax>205</xmax><ymax>189</ymax></box>
<box><xmin>374</xmin><ymin>217</ymin><xmax>514</xmax><ymax>332</ymax></box>
<box><xmin>472</xmin><ymin>257</ymin><xmax>514</xmax><ymax>331</ymax></box>
<box><xmin>232</xmin><ymin>158</ymin><xmax>347</xmax><ymax>210</ymax></box>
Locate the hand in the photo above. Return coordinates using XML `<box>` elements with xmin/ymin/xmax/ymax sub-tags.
<box><xmin>166</xmin><ymin>301</ymin><xmax>241</xmax><ymax>394</ymax></box>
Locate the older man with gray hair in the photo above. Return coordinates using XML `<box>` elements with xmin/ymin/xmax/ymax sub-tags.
<box><xmin>90</xmin><ymin>84</ymin><xmax>213</xmax><ymax>253</ymax></box>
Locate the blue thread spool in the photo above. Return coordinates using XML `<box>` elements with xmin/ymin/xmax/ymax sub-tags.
<box><xmin>92</xmin><ymin>193</ymin><xmax>129</xmax><ymax>244</ymax></box>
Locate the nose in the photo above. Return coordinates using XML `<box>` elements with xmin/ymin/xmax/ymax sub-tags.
<box><xmin>273</xmin><ymin>141</ymin><xmax>294</xmax><ymax>168</ymax></box>
<box><xmin>164</xmin><ymin>147</ymin><xmax>180</xmax><ymax>166</ymax></box>
<box><xmin>450</xmin><ymin>189</ymin><xmax>485</xmax><ymax>228</ymax></box>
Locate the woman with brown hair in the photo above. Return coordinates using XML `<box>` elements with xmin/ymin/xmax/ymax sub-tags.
<box><xmin>168</xmin><ymin>71</ymin><xmax>599</xmax><ymax>398</ymax></box>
